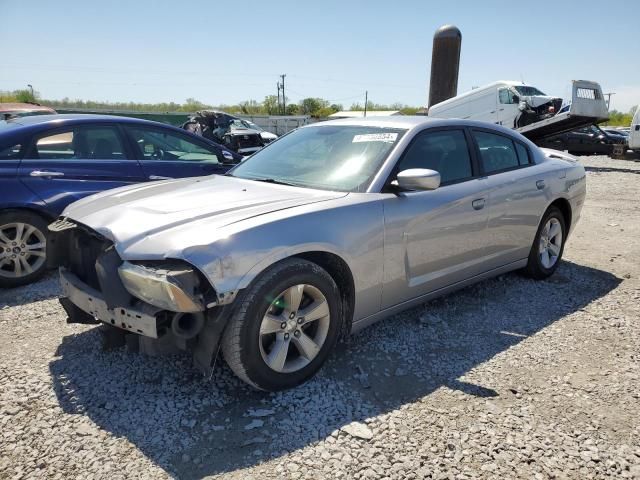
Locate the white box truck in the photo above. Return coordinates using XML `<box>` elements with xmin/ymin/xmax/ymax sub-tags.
<box><xmin>428</xmin><ymin>80</ymin><xmax>562</xmax><ymax>128</ymax></box>
<box><xmin>428</xmin><ymin>80</ymin><xmax>609</xmax><ymax>143</ymax></box>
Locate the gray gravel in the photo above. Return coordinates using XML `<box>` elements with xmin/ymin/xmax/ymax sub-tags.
<box><xmin>1</xmin><ymin>155</ymin><xmax>639</xmax><ymax>479</ymax></box>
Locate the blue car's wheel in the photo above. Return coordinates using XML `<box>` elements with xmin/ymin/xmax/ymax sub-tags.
<box><xmin>0</xmin><ymin>211</ymin><xmax>49</xmax><ymax>288</ymax></box>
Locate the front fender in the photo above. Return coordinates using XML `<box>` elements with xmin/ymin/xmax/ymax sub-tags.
<box><xmin>181</xmin><ymin>196</ymin><xmax>386</xmax><ymax>321</ymax></box>
<box><xmin>236</xmin><ymin>242</ymin><xmax>355</xmax><ymax>291</ymax></box>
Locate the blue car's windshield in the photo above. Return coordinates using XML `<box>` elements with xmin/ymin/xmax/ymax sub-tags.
<box><xmin>228</xmin><ymin>125</ymin><xmax>406</xmax><ymax>192</ymax></box>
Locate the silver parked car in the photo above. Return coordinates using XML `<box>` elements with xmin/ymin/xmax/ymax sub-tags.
<box><xmin>50</xmin><ymin>117</ymin><xmax>586</xmax><ymax>391</ymax></box>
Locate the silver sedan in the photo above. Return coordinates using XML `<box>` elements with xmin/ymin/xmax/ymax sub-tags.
<box><xmin>52</xmin><ymin>117</ymin><xmax>586</xmax><ymax>391</ymax></box>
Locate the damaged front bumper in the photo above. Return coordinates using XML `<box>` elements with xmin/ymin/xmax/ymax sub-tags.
<box><xmin>50</xmin><ymin>218</ymin><xmax>238</xmax><ymax>374</ymax></box>
<box><xmin>60</xmin><ymin>267</ymin><xmax>162</xmax><ymax>338</ymax></box>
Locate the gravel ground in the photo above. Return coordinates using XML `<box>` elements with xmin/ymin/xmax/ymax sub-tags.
<box><xmin>1</xmin><ymin>155</ymin><xmax>639</xmax><ymax>480</ymax></box>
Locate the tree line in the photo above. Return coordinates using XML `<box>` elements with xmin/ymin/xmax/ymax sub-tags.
<box><xmin>604</xmin><ymin>107</ymin><xmax>637</xmax><ymax>127</ymax></box>
<box><xmin>1</xmin><ymin>88</ymin><xmax>634</xmax><ymax>124</ymax></box>
<box><xmin>0</xmin><ymin>89</ymin><xmax>420</xmax><ymax>117</ymax></box>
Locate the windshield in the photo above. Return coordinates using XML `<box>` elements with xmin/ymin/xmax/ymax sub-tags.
<box><xmin>513</xmin><ymin>86</ymin><xmax>546</xmax><ymax>96</ymax></box>
<box><xmin>240</xmin><ymin>120</ymin><xmax>263</xmax><ymax>132</ymax></box>
<box><xmin>228</xmin><ymin>125</ymin><xmax>406</xmax><ymax>192</ymax></box>
<box><xmin>229</xmin><ymin>119</ymin><xmax>255</xmax><ymax>130</ymax></box>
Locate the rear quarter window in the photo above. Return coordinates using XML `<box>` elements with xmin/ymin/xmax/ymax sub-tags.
<box><xmin>0</xmin><ymin>144</ymin><xmax>22</xmax><ymax>160</ymax></box>
<box><xmin>515</xmin><ymin>142</ymin><xmax>531</xmax><ymax>165</ymax></box>
<box><xmin>472</xmin><ymin>130</ymin><xmax>521</xmax><ymax>173</ymax></box>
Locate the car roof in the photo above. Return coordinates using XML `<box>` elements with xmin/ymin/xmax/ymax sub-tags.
<box><xmin>3</xmin><ymin>113</ymin><xmax>170</xmax><ymax>127</ymax></box>
<box><xmin>0</xmin><ymin>102</ymin><xmax>56</xmax><ymax>113</ymax></box>
<box><xmin>307</xmin><ymin>115</ymin><xmax>521</xmax><ymax>134</ymax></box>
<box><xmin>302</xmin><ymin>115</ymin><xmax>539</xmax><ymax>149</ymax></box>
<box><xmin>0</xmin><ymin>114</ymin><xmax>194</xmax><ymax>141</ymax></box>
<box><xmin>0</xmin><ymin>114</ymin><xmax>236</xmax><ymax>155</ymax></box>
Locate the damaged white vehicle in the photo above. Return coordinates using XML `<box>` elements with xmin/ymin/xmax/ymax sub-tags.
<box><xmin>428</xmin><ymin>80</ymin><xmax>564</xmax><ymax>128</ymax></box>
<box><xmin>50</xmin><ymin>117</ymin><xmax>586</xmax><ymax>391</ymax></box>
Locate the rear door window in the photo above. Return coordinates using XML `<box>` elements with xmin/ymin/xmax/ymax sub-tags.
<box><xmin>27</xmin><ymin>126</ymin><xmax>127</xmax><ymax>160</ymax></box>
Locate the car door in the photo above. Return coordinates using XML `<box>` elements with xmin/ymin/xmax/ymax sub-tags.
<box><xmin>381</xmin><ymin>128</ymin><xmax>490</xmax><ymax>308</ymax></box>
<box><xmin>497</xmin><ymin>87</ymin><xmax>519</xmax><ymax>128</ymax></box>
<box><xmin>470</xmin><ymin>129</ymin><xmax>548</xmax><ymax>268</ymax></box>
<box><xmin>123</xmin><ymin>125</ymin><xmax>232</xmax><ymax>180</ymax></box>
<box><xmin>18</xmin><ymin>124</ymin><xmax>146</xmax><ymax>215</ymax></box>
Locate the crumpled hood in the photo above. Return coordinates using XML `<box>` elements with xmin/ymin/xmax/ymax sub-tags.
<box><xmin>523</xmin><ymin>95</ymin><xmax>560</xmax><ymax>108</ymax></box>
<box><xmin>63</xmin><ymin>175</ymin><xmax>346</xmax><ymax>256</ymax></box>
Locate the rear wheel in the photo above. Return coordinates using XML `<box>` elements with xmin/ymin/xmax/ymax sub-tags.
<box><xmin>221</xmin><ymin>258</ymin><xmax>342</xmax><ymax>391</ymax></box>
<box><xmin>0</xmin><ymin>211</ymin><xmax>49</xmax><ymax>288</ymax></box>
<box><xmin>524</xmin><ymin>206</ymin><xmax>566</xmax><ymax>280</ymax></box>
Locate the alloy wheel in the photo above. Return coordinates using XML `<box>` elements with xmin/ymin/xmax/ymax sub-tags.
<box><xmin>259</xmin><ymin>284</ymin><xmax>331</xmax><ymax>373</ymax></box>
<box><xmin>0</xmin><ymin>222</ymin><xmax>47</xmax><ymax>279</ymax></box>
<box><xmin>539</xmin><ymin>217</ymin><xmax>562</xmax><ymax>269</ymax></box>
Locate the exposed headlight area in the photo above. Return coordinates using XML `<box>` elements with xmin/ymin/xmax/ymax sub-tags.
<box><xmin>118</xmin><ymin>261</ymin><xmax>205</xmax><ymax>313</ymax></box>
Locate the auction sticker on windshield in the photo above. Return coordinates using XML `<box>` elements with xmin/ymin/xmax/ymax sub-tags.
<box><xmin>352</xmin><ymin>133</ymin><xmax>398</xmax><ymax>143</ymax></box>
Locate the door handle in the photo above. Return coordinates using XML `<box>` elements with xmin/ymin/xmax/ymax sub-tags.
<box><xmin>536</xmin><ymin>180</ymin><xmax>546</xmax><ymax>190</ymax></box>
<box><xmin>148</xmin><ymin>175</ymin><xmax>173</xmax><ymax>180</ymax></box>
<box><xmin>30</xmin><ymin>170</ymin><xmax>64</xmax><ymax>178</ymax></box>
<box><xmin>472</xmin><ymin>198</ymin><xmax>486</xmax><ymax>210</ymax></box>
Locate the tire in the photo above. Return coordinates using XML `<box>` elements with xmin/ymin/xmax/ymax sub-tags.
<box><xmin>523</xmin><ymin>206</ymin><xmax>566</xmax><ymax>280</ymax></box>
<box><xmin>0</xmin><ymin>210</ymin><xmax>50</xmax><ymax>288</ymax></box>
<box><xmin>221</xmin><ymin>258</ymin><xmax>342</xmax><ymax>391</ymax></box>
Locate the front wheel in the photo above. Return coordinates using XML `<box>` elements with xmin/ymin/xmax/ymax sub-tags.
<box><xmin>0</xmin><ymin>211</ymin><xmax>50</xmax><ymax>288</ymax></box>
<box><xmin>524</xmin><ymin>206</ymin><xmax>566</xmax><ymax>280</ymax></box>
<box><xmin>221</xmin><ymin>258</ymin><xmax>342</xmax><ymax>391</ymax></box>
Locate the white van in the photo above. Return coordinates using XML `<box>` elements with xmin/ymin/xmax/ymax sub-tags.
<box><xmin>428</xmin><ymin>81</ymin><xmax>562</xmax><ymax>129</ymax></box>
<box><xmin>630</xmin><ymin>107</ymin><xmax>640</xmax><ymax>153</ymax></box>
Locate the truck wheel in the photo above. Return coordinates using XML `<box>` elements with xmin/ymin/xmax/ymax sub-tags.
<box><xmin>221</xmin><ymin>258</ymin><xmax>342</xmax><ymax>391</ymax></box>
<box><xmin>0</xmin><ymin>211</ymin><xmax>50</xmax><ymax>288</ymax></box>
<box><xmin>523</xmin><ymin>206</ymin><xmax>566</xmax><ymax>280</ymax></box>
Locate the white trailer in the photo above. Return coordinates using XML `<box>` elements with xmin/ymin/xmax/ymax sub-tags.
<box><xmin>428</xmin><ymin>80</ymin><xmax>609</xmax><ymax>143</ymax></box>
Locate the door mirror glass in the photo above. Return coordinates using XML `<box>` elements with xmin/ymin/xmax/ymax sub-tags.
<box><xmin>220</xmin><ymin>149</ymin><xmax>237</xmax><ymax>164</ymax></box>
<box><xmin>395</xmin><ymin>168</ymin><xmax>441</xmax><ymax>191</ymax></box>
<box><xmin>512</xmin><ymin>94</ymin><xmax>520</xmax><ymax>103</ymax></box>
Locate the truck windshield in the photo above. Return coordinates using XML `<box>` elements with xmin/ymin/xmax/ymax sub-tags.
<box><xmin>514</xmin><ymin>86</ymin><xmax>547</xmax><ymax>96</ymax></box>
<box><xmin>228</xmin><ymin>125</ymin><xmax>406</xmax><ymax>192</ymax></box>
<box><xmin>240</xmin><ymin>120</ymin><xmax>264</xmax><ymax>131</ymax></box>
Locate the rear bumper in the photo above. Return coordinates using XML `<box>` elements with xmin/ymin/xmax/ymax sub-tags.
<box><xmin>60</xmin><ymin>268</ymin><xmax>160</xmax><ymax>338</ymax></box>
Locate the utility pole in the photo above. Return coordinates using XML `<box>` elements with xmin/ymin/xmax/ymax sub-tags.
<box><xmin>364</xmin><ymin>91</ymin><xmax>368</xmax><ymax>117</ymax></box>
<box><xmin>280</xmin><ymin>74</ymin><xmax>286</xmax><ymax>115</ymax></box>
<box><xmin>603</xmin><ymin>92</ymin><xmax>615</xmax><ymax>110</ymax></box>
<box><xmin>277</xmin><ymin>82</ymin><xmax>282</xmax><ymax>115</ymax></box>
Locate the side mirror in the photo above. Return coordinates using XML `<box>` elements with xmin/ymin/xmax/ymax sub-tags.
<box><xmin>512</xmin><ymin>94</ymin><xmax>520</xmax><ymax>103</ymax></box>
<box><xmin>220</xmin><ymin>150</ymin><xmax>237</xmax><ymax>164</ymax></box>
<box><xmin>394</xmin><ymin>168</ymin><xmax>441</xmax><ymax>191</ymax></box>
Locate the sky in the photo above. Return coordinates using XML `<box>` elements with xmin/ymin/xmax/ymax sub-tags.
<box><xmin>2</xmin><ymin>0</ymin><xmax>639</xmax><ymax>112</ymax></box>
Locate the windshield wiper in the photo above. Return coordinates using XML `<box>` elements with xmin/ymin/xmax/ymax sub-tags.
<box><xmin>251</xmin><ymin>178</ymin><xmax>299</xmax><ymax>187</ymax></box>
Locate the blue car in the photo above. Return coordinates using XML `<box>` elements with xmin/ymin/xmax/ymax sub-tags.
<box><xmin>0</xmin><ymin>114</ymin><xmax>242</xmax><ymax>288</ymax></box>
